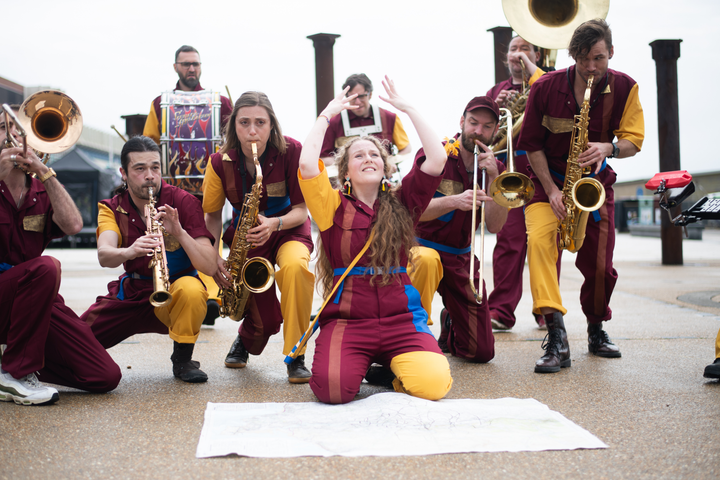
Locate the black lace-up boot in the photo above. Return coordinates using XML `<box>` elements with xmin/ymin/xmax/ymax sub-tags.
<box><xmin>534</xmin><ymin>312</ymin><xmax>571</xmax><ymax>373</ymax></box>
<box><xmin>437</xmin><ymin>308</ymin><xmax>451</xmax><ymax>354</ymax></box>
<box><xmin>588</xmin><ymin>322</ymin><xmax>621</xmax><ymax>358</ymax></box>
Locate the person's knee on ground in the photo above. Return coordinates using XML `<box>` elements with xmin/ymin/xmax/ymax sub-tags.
<box><xmin>390</xmin><ymin>351</ymin><xmax>452</xmax><ymax>401</ymax></box>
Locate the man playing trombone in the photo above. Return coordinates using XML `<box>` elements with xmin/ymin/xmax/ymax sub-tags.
<box><xmin>409</xmin><ymin>97</ymin><xmax>508</xmax><ymax>362</ymax></box>
<box><xmin>0</xmin><ymin>106</ymin><xmax>121</xmax><ymax>405</ymax></box>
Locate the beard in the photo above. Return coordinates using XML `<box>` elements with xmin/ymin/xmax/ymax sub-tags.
<box><xmin>461</xmin><ymin>130</ymin><xmax>493</xmax><ymax>153</ymax></box>
<box><xmin>129</xmin><ymin>181</ymin><xmax>159</xmax><ymax>201</ymax></box>
<box><xmin>178</xmin><ymin>72</ymin><xmax>199</xmax><ymax>90</ymax></box>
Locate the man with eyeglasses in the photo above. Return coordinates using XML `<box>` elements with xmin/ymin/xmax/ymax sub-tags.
<box><xmin>320</xmin><ymin>73</ymin><xmax>411</xmax><ymax>169</ymax></box>
<box><xmin>143</xmin><ymin>45</ymin><xmax>233</xmax><ymax>145</ymax></box>
<box><xmin>143</xmin><ymin>45</ymin><xmax>233</xmax><ymax>326</ymax></box>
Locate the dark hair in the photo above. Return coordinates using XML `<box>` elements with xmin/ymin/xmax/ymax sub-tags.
<box><xmin>113</xmin><ymin>135</ymin><xmax>161</xmax><ymax>195</ymax></box>
<box><xmin>342</xmin><ymin>74</ymin><xmax>373</xmax><ymax>94</ymax></box>
<box><xmin>220</xmin><ymin>91</ymin><xmax>287</xmax><ymax>156</ymax></box>
<box><xmin>175</xmin><ymin>45</ymin><xmax>199</xmax><ymax>62</ymax></box>
<box><xmin>568</xmin><ymin>19</ymin><xmax>613</xmax><ymax>60</ymax></box>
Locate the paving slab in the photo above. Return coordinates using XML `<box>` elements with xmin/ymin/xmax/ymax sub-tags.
<box><xmin>1</xmin><ymin>230</ymin><xmax>718</xmax><ymax>479</ymax></box>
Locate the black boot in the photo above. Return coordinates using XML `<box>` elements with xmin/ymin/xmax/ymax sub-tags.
<box><xmin>534</xmin><ymin>312</ymin><xmax>571</xmax><ymax>373</ymax></box>
<box><xmin>704</xmin><ymin>358</ymin><xmax>720</xmax><ymax>379</ymax></box>
<box><xmin>287</xmin><ymin>355</ymin><xmax>311</xmax><ymax>384</ymax></box>
<box><xmin>365</xmin><ymin>364</ymin><xmax>396</xmax><ymax>388</ymax></box>
<box><xmin>203</xmin><ymin>300</ymin><xmax>220</xmax><ymax>326</ymax></box>
<box><xmin>588</xmin><ymin>322</ymin><xmax>621</xmax><ymax>358</ymax></box>
<box><xmin>437</xmin><ymin>308</ymin><xmax>451</xmax><ymax>354</ymax></box>
<box><xmin>224</xmin><ymin>335</ymin><xmax>249</xmax><ymax>368</ymax></box>
<box><xmin>171</xmin><ymin>342</ymin><xmax>208</xmax><ymax>383</ymax></box>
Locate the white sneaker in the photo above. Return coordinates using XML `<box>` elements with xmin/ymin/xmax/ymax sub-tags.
<box><xmin>0</xmin><ymin>371</ymin><xmax>59</xmax><ymax>406</ymax></box>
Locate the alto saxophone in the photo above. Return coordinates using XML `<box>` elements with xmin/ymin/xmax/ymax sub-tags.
<box><xmin>557</xmin><ymin>75</ymin><xmax>606</xmax><ymax>253</ymax></box>
<box><xmin>145</xmin><ymin>187</ymin><xmax>172</xmax><ymax>307</ymax></box>
<box><xmin>219</xmin><ymin>142</ymin><xmax>275</xmax><ymax>321</ymax></box>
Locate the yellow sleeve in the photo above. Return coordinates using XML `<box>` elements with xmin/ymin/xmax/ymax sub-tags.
<box><xmin>298</xmin><ymin>161</ymin><xmax>341</xmax><ymax>232</ymax></box>
<box><xmin>392</xmin><ymin>115</ymin><xmax>410</xmax><ymax>151</ymax></box>
<box><xmin>614</xmin><ymin>83</ymin><xmax>645</xmax><ymax>151</ymax></box>
<box><xmin>142</xmin><ymin>102</ymin><xmax>160</xmax><ymax>145</ymax></box>
<box><xmin>528</xmin><ymin>68</ymin><xmax>545</xmax><ymax>86</ymax></box>
<box><xmin>97</xmin><ymin>203</ymin><xmax>122</xmax><ymax>247</ymax></box>
<box><xmin>202</xmin><ymin>160</ymin><xmax>227</xmax><ymax>213</ymax></box>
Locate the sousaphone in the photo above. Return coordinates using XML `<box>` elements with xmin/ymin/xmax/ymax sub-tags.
<box><xmin>502</xmin><ymin>0</ymin><xmax>610</xmax><ymax>66</ymax></box>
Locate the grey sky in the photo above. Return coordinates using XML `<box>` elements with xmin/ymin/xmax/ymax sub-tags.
<box><xmin>4</xmin><ymin>0</ymin><xmax>717</xmax><ymax>184</ymax></box>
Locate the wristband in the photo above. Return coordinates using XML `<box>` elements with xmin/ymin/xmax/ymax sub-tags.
<box><xmin>39</xmin><ymin>168</ymin><xmax>57</xmax><ymax>183</ymax></box>
<box><xmin>277</xmin><ymin>217</ymin><xmax>283</xmax><ymax>231</ymax></box>
<box><xmin>318</xmin><ymin>114</ymin><xmax>330</xmax><ymax>125</ymax></box>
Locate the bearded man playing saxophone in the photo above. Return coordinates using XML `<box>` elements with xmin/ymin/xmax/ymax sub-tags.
<box><xmin>517</xmin><ymin>19</ymin><xmax>644</xmax><ymax>373</ymax></box>
<box><xmin>81</xmin><ymin>136</ymin><xmax>217</xmax><ymax>383</ymax></box>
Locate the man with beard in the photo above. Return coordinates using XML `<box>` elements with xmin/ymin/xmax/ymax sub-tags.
<box><xmin>485</xmin><ymin>36</ymin><xmax>550</xmax><ymax>331</ymax></box>
<box><xmin>0</xmin><ymin>106</ymin><xmax>120</xmax><ymax>406</ymax></box>
<box><xmin>142</xmin><ymin>45</ymin><xmax>233</xmax><ymax>326</ymax></box>
<box><xmin>408</xmin><ymin>97</ymin><xmax>507</xmax><ymax>362</ymax></box>
<box><xmin>517</xmin><ymin>19</ymin><xmax>644</xmax><ymax>373</ymax></box>
<box><xmin>142</xmin><ymin>45</ymin><xmax>233</xmax><ymax>144</ymax></box>
<box><xmin>81</xmin><ymin>136</ymin><xmax>218</xmax><ymax>383</ymax></box>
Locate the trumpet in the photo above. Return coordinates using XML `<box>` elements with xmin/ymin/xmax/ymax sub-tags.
<box><xmin>468</xmin><ymin>145</ymin><xmax>486</xmax><ymax>304</ymax></box>
<box><xmin>488</xmin><ymin>108</ymin><xmax>535</xmax><ymax>209</ymax></box>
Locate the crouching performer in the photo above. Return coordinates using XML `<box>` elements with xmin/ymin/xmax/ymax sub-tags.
<box><xmin>81</xmin><ymin>136</ymin><xmax>217</xmax><ymax>383</ymax></box>
<box><xmin>0</xmin><ymin>108</ymin><xmax>120</xmax><ymax>405</ymax></box>
<box><xmin>297</xmin><ymin>78</ymin><xmax>452</xmax><ymax>404</ymax></box>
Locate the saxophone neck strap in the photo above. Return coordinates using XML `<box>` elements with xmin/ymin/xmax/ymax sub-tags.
<box><xmin>284</xmin><ymin>227</ymin><xmax>377</xmax><ymax>363</ymax></box>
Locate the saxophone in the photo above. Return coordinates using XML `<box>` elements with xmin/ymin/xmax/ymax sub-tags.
<box><xmin>145</xmin><ymin>187</ymin><xmax>173</xmax><ymax>307</ymax></box>
<box><xmin>219</xmin><ymin>142</ymin><xmax>276</xmax><ymax>321</ymax></box>
<box><xmin>557</xmin><ymin>75</ymin><xmax>606</xmax><ymax>253</ymax></box>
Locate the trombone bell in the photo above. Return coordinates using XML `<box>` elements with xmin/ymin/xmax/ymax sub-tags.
<box><xmin>19</xmin><ymin>90</ymin><xmax>83</xmax><ymax>154</ymax></box>
<box><xmin>489</xmin><ymin>172</ymin><xmax>536</xmax><ymax>209</ymax></box>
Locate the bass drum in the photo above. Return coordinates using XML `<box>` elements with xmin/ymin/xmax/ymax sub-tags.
<box><xmin>159</xmin><ymin>90</ymin><xmax>223</xmax><ymax>195</ymax></box>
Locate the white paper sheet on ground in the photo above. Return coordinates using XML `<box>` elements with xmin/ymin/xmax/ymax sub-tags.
<box><xmin>196</xmin><ymin>393</ymin><xmax>607</xmax><ymax>458</ymax></box>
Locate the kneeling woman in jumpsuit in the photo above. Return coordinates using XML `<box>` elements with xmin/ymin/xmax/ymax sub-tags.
<box><xmin>297</xmin><ymin>77</ymin><xmax>453</xmax><ymax>404</ymax></box>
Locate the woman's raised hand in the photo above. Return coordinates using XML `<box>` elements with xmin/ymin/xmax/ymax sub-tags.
<box><xmin>379</xmin><ymin>76</ymin><xmax>412</xmax><ymax>113</ymax></box>
<box><xmin>320</xmin><ymin>86</ymin><xmax>358</xmax><ymax>120</ymax></box>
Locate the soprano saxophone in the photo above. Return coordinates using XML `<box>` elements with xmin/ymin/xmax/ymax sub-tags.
<box><xmin>219</xmin><ymin>142</ymin><xmax>275</xmax><ymax>321</ymax></box>
<box><xmin>557</xmin><ymin>75</ymin><xmax>606</xmax><ymax>253</ymax></box>
<box><xmin>145</xmin><ymin>187</ymin><xmax>172</xmax><ymax>307</ymax></box>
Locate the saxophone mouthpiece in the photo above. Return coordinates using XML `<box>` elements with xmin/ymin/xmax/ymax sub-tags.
<box><xmin>251</xmin><ymin>142</ymin><xmax>258</xmax><ymax>157</ymax></box>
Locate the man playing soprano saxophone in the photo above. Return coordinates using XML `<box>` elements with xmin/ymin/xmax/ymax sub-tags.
<box><xmin>517</xmin><ymin>19</ymin><xmax>644</xmax><ymax>373</ymax></box>
<box><xmin>81</xmin><ymin>136</ymin><xmax>218</xmax><ymax>383</ymax></box>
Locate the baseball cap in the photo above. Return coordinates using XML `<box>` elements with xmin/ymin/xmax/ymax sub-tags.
<box><xmin>464</xmin><ymin>96</ymin><xmax>500</xmax><ymax>121</ymax></box>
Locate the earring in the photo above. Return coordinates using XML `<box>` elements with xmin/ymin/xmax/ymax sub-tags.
<box><xmin>344</xmin><ymin>176</ymin><xmax>352</xmax><ymax>196</ymax></box>
<box><xmin>381</xmin><ymin>175</ymin><xmax>391</xmax><ymax>192</ymax></box>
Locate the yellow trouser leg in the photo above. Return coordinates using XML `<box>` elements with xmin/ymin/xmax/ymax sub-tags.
<box><xmin>275</xmin><ymin>241</ymin><xmax>314</xmax><ymax>356</ymax></box>
<box><xmin>408</xmin><ymin>246</ymin><xmax>443</xmax><ymax>324</ymax></box>
<box><xmin>154</xmin><ymin>276</ymin><xmax>209</xmax><ymax>343</ymax></box>
<box><xmin>525</xmin><ymin>203</ymin><xmax>567</xmax><ymax>316</ymax></box>
<box><xmin>197</xmin><ymin>241</ymin><xmax>224</xmax><ymax>303</ymax></box>
<box><xmin>715</xmin><ymin>328</ymin><xmax>720</xmax><ymax>359</ymax></box>
<box><xmin>390</xmin><ymin>351</ymin><xmax>453</xmax><ymax>400</ymax></box>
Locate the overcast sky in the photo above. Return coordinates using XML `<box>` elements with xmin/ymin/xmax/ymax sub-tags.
<box><xmin>3</xmin><ymin>0</ymin><xmax>718</xmax><ymax>185</ymax></box>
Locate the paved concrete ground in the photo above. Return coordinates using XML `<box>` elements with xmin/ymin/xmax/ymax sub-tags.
<box><xmin>2</xmin><ymin>230</ymin><xmax>719</xmax><ymax>479</ymax></box>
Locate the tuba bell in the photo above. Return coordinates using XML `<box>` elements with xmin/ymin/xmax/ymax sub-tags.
<box><xmin>502</xmin><ymin>0</ymin><xmax>610</xmax><ymax>67</ymax></box>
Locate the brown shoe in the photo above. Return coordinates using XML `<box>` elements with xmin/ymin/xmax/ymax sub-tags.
<box><xmin>534</xmin><ymin>312</ymin><xmax>571</xmax><ymax>373</ymax></box>
<box><xmin>588</xmin><ymin>323</ymin><xmax>621</xmax><ymax>358</ymax></box>
<box><xmin>287</xmin><ymin>355</ymin><xmax>311</xmax><ymax>384</ymax></box>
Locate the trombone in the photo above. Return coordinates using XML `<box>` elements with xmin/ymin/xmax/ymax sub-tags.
<box><xmin>3</xmin><ymin>90</ymin><xmax>83</xmax><ymax>166</ymax></box>
<box><xmin>488</xmin><ymin>108</ymin><xmax>535</xmax><ymax>208</ymax></box>
<box><xmin>468</xmin><ymin>144</ymin><xmax>486</xmax><ymax>304</ymax></box>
